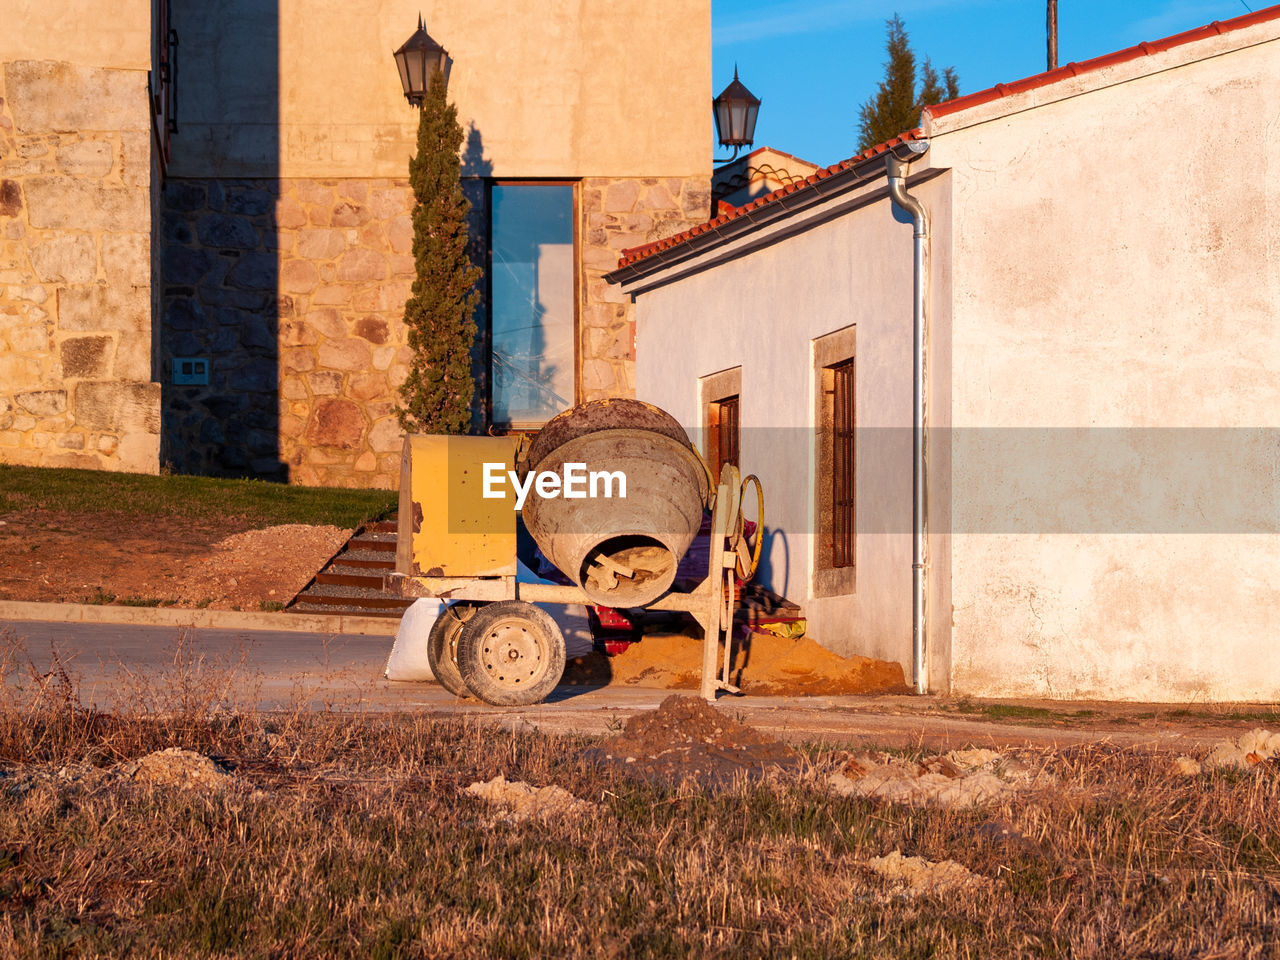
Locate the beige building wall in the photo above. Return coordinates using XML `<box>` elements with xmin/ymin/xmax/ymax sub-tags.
<box><xmin>926</xmin><ymin>24</ymin><xmax>1280</xmax><ymax>700</ymax></box>
<box><xmin>162</xmin><ymin>0</ymin><xmax>711</xmax><ymax>486</ymax></box>
<box><xmin>0</xmin><ymin>1</ymin><xmax>161</xmax><ymax>473</ymax></box>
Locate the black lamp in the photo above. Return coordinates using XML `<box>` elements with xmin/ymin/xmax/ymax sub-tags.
<box><xmin>713</xmin><ymin>68</ymin><xmax>761</xmax><ymax>161</ymax></box>
<box><xmin>394</xmin><ymin>15</ymin><xmax>449</xmax><ymax>107</ymax></box>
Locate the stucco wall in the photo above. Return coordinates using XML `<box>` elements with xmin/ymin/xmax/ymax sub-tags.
<box><xmin>629</xmin><ymin>177</ymin><xmax>953</xmax><ymax>674</ymax></box>
<box><xmin>0</xmin><ymin>57</ymin><xmax>160</xmax><ymax>473</ymax></box>
<box><xmin>930</xmin><ymin>33</ymin><xmax>1280</xmax><ymax>700</ymax></box>
<box><xmin>168</xmin><ymin>0</ymin><xmax>710</xmax><ymax>180</ymax></box>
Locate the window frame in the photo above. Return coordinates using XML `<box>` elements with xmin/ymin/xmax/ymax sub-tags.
<box><xmin>483</xmin><ymin>179</ymin><xmax>580</xmax><ymax>431</ymax></box>
<box><xmin>813</xmin><ymin>326</ymin><xmax>857</xmax><ymax>597</ymax></box>
<box><xmin>698</xmin><ymin>366</ymin><xmax>742</xmax><ymax>483</ymax></box>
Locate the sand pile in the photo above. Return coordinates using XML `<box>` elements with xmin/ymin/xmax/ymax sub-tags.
<box><xmin>586</xmin><ymin>694</ymin><xmax>801</xmax><ymax>789</ymax></box>
<box><xmin>607</xmin><ymin>632</ymin><xmax>908</xmax><ymax>696</ymax></box>
<box><xmin>1201</xmin><ymin>728</ymin><xmax>1280</xmax><ymax>771</ymax></box>
<box><xmin>2</xmin><ymin>748</ymin><xmax>236</xmax><ymax>799</ymax></box>
<box><xmin>829</xmin><ymin>749</ymin><xmax>1048</xmax><ymax>809</ymax></box>
<box><xmin>862</xmin><ymin>850</ymin><xmax>993</xmax><ymax>899</ymax></box>
<box><xmin>464</xmin><ymin>774</ymin><xmax>597</xmax><ymax>823</ymax></box>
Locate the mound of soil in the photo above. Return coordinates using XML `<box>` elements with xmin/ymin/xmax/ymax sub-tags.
<box><xmin>586</xmin><ymin>694</ymin><xmax>801</xmax><ymax>788</ymax></box>
<box><xmin>608</xmin><ymin>631</ymin><xmax>909</xmax><ymax>696</ymax></box>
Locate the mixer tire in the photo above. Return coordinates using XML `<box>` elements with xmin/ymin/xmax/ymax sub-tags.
<box><xmin>428</xmin><ymin>602</ymin><xmax>478</xmax><ymax>697</ymax></box>
<box><xmin>456</xmin><ymin>601</ymin><xmax>566</xmax><ymax>706</ymax></box>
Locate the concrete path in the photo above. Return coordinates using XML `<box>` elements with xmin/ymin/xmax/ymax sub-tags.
<box><xmin>2</xmin><ymin>617</ymin><xmax>1250</xmax><ymax>754</ymax></box>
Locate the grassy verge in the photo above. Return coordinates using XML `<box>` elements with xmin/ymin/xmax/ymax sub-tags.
<box><xmin>941</xmin><ymin>697</ymin><xmax>1280</xmax><ymax>729</ymax></box>
<box><xmin>0</xmin><ymin>464</ymin><xmax>396</xmax><ymax>529</ymax></box>
<box><xmin>1</xmin><ymin>634</ymin><xmax>1278</xmax><ymax>958</ymax></box>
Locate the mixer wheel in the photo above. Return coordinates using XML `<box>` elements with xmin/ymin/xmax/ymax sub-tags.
<box><xmin>428</xmin><ymin>602</ymin><xmax>478</xmax><ymax>697</ymax></box>
<box><xmin>457</xmin><ymin>601</ymin><xmax>566</xmax><ymax>706</ymax></box>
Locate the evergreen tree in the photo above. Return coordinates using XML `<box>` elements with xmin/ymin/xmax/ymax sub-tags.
<box><xmin>857</xmin><ymin>15</ymin><xmax>959</xmax><ymax>151</ymax></box>
<box><xmin>396</xmin><ymin>70</ymin><xmax>481</xmax><ymax>435</ymax></box>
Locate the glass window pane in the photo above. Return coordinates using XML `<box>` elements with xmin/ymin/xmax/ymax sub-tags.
<box><xmin>490</xmin><ymin>184</ymin><xmax>575</xmax><ymax>427</ymax></box>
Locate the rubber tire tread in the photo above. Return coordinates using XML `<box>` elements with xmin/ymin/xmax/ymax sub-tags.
<box><xmin>427</xmin><ymin>603</ymin><xmax>474</xmax><ymax>697</ymax></box>
<box><xmin>456</xmin><ymin>601</ymin><xmax>566</xmax><ymax>706</ymax></box>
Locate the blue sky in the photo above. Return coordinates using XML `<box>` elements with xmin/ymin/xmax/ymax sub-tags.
<box><xmin>711</xmin><ymin>0</ymin><xmax>1262</xmax><ymax>166</ymax></box>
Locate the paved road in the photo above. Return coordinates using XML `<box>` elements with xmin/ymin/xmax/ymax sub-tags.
<box><xmin>1</xmin><ymin>618</ymin><xmax>1244</xmax><ymax>753</ymax></box>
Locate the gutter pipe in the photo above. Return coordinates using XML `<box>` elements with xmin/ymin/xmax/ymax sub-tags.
<box><xmin>885</xmin><ymin>140</ymin><xmax>930</xmax><ymax>695</ymax></box>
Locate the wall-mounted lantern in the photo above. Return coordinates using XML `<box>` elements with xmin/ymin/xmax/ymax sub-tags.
<box><xmin>713</xmin><ymin>68</ymin><xmax>761</xmax><ymax>161</ymax></box>
<box><xmin>393</xmin><ymin>15</ymin><xmax>450</xmax><ymax>106</ymax></box>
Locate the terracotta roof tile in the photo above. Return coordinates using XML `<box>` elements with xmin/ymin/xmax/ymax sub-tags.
<box><xmin>616</xmin><ymin>129</ymin><xmax>923</xmax><ymax>268</ymax></box>
<box><xmin>614</xmin><ymin>5</ymin><xmax>1280</xmax><ymax>273</ymax></box>
<box><xmin>925</xmin><ymin>4</ymin><xmax>1280</xmax><ymax>121</ymax></box>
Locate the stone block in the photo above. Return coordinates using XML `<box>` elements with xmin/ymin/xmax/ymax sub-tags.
<box><xmin>281</xmin><ymin>259</ymin><xmax>318</xmax><ymax>293</ymax></box>
<box><xmin>279</xmin><ymin>319</ymin><xmax>317</xmax><ymax>347</ymax></box>
<box><xmin>30</xmin><ymin>235</ymin><xmax>96</xmax><ymax>283</ymax></box>
<box><xmin>113</xmin><ymin>332</ymin><xmax>151</xmax><ymax>380</ymax></box>
<box><xmin>162</xmin><ymin>213</ymin><xmax>195</xmax><ymax>244</ymax></box>
<box><xmin>388</xmin><ymin>254</ymin><xmax>415</xmax><ymax>278</ymax></box>
<box><xmin>331</xmin><ymin>201</ymin><xmax>370</xmax><ymax>228</ymax></box>
<box><xmin>387</xmin><ymin>215</ymin><xmax>413</xmax><ymax>254</ymax></box>
<box><xmin>312</xmin><ymin>285</ymin><xmax>353</xmax><ymax>306</ymax></box>
<box><xmin>354</xmin><ymin>316</ymin><xmax>389</xmax><ymax>344</ymax></box>
<box><xmin>0</xmin><ymin>180</ymin><xmax>21</xmax><ymax>217</ymax></box>
<box><xmin>348</xmin><ymin>371</ymin><xmax>387</xmax><ymax>402</ymax></box>
<box><xmin>240</xmin><ymin>318</ymin><xmax>275</xmax><ymax>350</ymax></box>
<box><xmin>371</xmin><ymin>345</ymin><xmax>395</xmax><ymax>371</ymax></box>
<box><xmin>117</xmin><ymin>432</ymin><xmax>161</xmax><ymax>474</ymax></box>
<box><xmin>25</xmin><ymin>177</ymin><xmax>148</xmax><ymax>232</ymax></box>
<box><xmin>6</xmin><ymin>62</ymin><xmax>149</xmax><ymax>134</ymax></box>
<box><xmin>281</xmin><ymin>347</ymin><xmax>315</xmax><ymax>374</ymax></box>
<box><xmin>73</xmin><ymin>380</ymin><xmax>160</xmax><ymax>433</ymax></box>
<box><xmin>60</xmin><ymin>336</ymin><xmax>113</xmax><ymax>378</ymax></box>
<box><xmin>120</xmin><ymin>132</ymin><xmax>150</xmax><ymax>188</ymax></box>
<box><xmin>580</xmin><ymin>358</ymin><xmax>617</xmax><ymax>394</ymax></box>
<box><xmin>227</xmin><ymin>188</ymin><xmax>272</xmax><ymax>216</ymax></box>
<box><xmin>308</xmin><ymin>371</ymin><xmax>342</xmax><ymax>395</ymax></box>
<box><xmin>15</xmin><ymin>389</ymin><xmax>66</xmax><ymax>416</ymax></box>
<box><xmin>367</xmin><ymin>416</ymin><xmax>402</xmax><ymax>453</ymax></box>
<box><xmin>276</xmin><ymin>196</ymin><xmax>307</xmax><ymax>230</ymax></box>
<box><xmin>168</xmin><ymin>331</ymin><xmax>202</xmax><ymax>356</ymax></box>
<box><xmin>97</xmin><ymin>434</ymin><xmax>118</xmax><ymax>455</ymax></box>
<box><xmin>197</xmin><ymin>214</ymin><xmax>259</xmax><ymax>250</ymax></box>
<box><xmin>165</xmin><ymin>181</ymin><xmax>207</xmax><ymax>212</ymax></box>
<box><xmin>101</xmin><ymin>233</ymin><xmax>149</xmax><ymax>286</ymax></box>
<box><xmin>160</xmin><ymin>297</ymin><xmax>207</xmax><ymax>333</ymax></box>
<box><xmin>162</xmin><ymin>244</ymin><xmax>216</xmax><ymax>285</ymax></box>
<box><xmin>296</xmin><ymin>228</ymin><xmax>347</xmax><ymax>261</ymax></box>
<box><xmin>354</xmin><ymin>451</ymin><xmax>377</xmax><ymax>472</ymax></box>
<box><xmin>368</xmin><ymin>187</ymin><xmax>408</xmax><ymax>220</ymax></box>
<box><xmin>2</xmin><ymin>313</ymin><xmax>49</xmax><ymax>352</ymax></box>
<box><xmin>56</xmin><ymin>432</ymin><xmax>86</xmax><ymax>449</ymax></box>
<box><xmin>228</xmin><ymin>359</ymin><xmax>277</xmax><ymax>393</ymax></box>
<box><xmin>227</xmin><ymin>252</ymin><xmax>276</xmax><ymax>290</ymax></box>
<box><xmin>56</xmin><ymin>140</ymin><xmax>113</xmax><ymax>176</ymax></box>
<box><xmin>318</xmin><ymin>337</ymin><xmax>371</xmax><ymax>372</ymax></box>
<box><xmin>604</xmin><ymin>180</ymin><xmax>641</xmax><ymax>213</ymax></box>
<box><xmin>295</xmin><ymin>181</ymin><xmax>335</xmax><ymax>207</ymax></box>
<box><xmin>0</xmin><ymin>354</ymin><xmax>41</xmax><ymax>389</ymax></box>
<box><xmin>307</xmin><ymin>398</ymin><xmax>364</xmax><ymax>449</ymax></box>
<box><xmin>305</xmin><ymin>308</ymin><xmax>346</xmax><ymax>339</ymax></box>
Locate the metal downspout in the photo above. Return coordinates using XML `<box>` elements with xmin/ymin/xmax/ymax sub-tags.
<box><xmin>886</xmin><ymin>142</ymin><xmax>930</xmax><ymax>695</ymax></box>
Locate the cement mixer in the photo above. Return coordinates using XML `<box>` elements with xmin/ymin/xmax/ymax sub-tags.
<box><xmin>385</xmin><ymin>399</ymin><xmax>763</xmax><ymax>706</ymax></box>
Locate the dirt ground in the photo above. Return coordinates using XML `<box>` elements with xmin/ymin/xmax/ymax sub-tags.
<box><xmin>602</xmin><ymin>630</ymin><xmax>910</xmax><ymax>696</ymax></box>
<box><xmin>0</xmin><ymin>509</ymin><xmax>349</xmax><ymax>610</ymax></box>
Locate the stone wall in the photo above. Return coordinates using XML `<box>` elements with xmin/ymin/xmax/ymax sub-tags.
<box><xmin>160</xmin><ymin>177</ymin><xmax>416</xmax><ymax>486</ymax></box>
<box><xmin>160</xmin><ymin>174</ymin><xmax>709</xmax><ymax>489</ymax></box>
<box><xmin>579</xmin><ymin>176</ymin><xmax>710</xmax><ymax>400</ymax></box>
<box><xmin>0</xmin><ymin>60</ymin><xmax>160</xmax><ymax>472</ymax></box>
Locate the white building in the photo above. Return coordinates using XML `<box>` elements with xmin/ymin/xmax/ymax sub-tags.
<box><xmin>608</xmin><ymin>8</ymin><xmax>1280</xmax><ymax>702</ymax></box>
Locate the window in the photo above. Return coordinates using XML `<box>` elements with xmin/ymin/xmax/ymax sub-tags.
<box><xmin>488</xmin><ymin>183</ymin><xmax>576</xmax><ymax>428</ymax></box>
<box><xmin>813</xmin><ymin>327</ymin><xmax>856</xmax><ymax>597</ymax></box>
<box><xmin>698</xmin><ymin>367</ymin><xmax>742</xmax><ymax>484</ymax></box>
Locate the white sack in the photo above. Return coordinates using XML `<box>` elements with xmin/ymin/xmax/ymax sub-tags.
<box><xmin>385</xmin><ymin>561</ymin><xmax>595</xmax><ymax>683</ymax></box>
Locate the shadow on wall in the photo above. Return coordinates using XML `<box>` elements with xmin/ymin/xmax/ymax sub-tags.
<box><xmin>756</xmin><ymin>526</ymin><xmax>790</xmax><ymax>599</ymax></box>
<box><xmin>159</xmin><ymin>2</ymin><xmax>282</xmax><ymax>479</ymax></box>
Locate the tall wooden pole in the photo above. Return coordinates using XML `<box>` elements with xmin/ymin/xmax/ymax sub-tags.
<box><xmin>1047</xmin><ymin>0</ymin><xmax>1059</xmax><ymax>70</ymax></box>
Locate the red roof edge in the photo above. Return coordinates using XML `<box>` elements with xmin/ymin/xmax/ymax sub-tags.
<box><xmin>616</xmin><ymin>128</ymin><xmax>923</xmax><ymax>269</ymax></box>
<box><xmin>927</xmin><ymin>5</ymin><xmax>1280</xmax><ymax>121</ymax></box>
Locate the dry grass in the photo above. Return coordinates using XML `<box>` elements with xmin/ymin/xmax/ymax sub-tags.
<box><xmin>1</xmin><ymin>629</ymin><xmax>1278</xmax><ymax>959</ymax></box>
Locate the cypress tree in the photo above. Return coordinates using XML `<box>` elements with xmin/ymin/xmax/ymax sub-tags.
<box><xmin>857</xmin><ymin>15</ymin><xmax>959</xmax><ymax>152</ymax></box>
<box><xmin>396</xmin><ymin>70</ymin><xmax>481</xmax><ymax>435</ymax></box>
